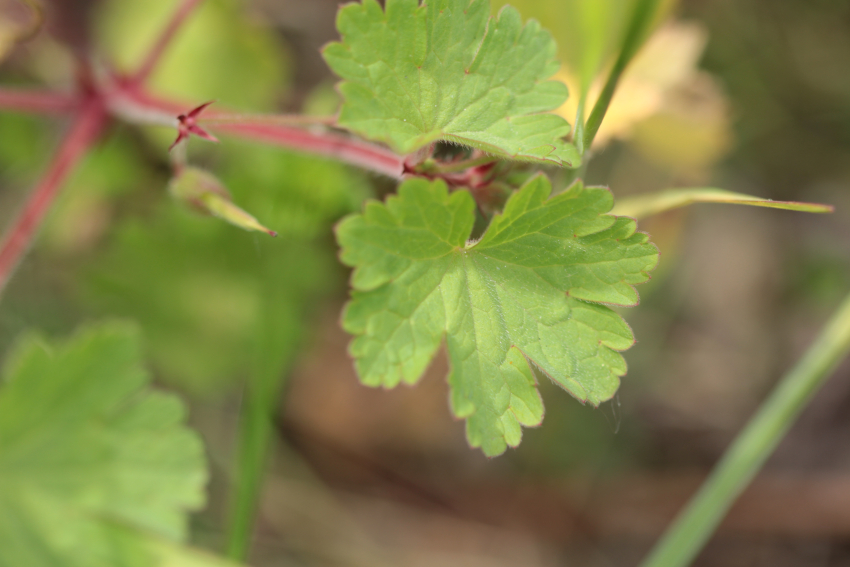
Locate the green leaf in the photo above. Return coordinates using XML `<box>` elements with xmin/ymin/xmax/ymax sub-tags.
<box><xmin>0</xmin><ymin>323</ymin><xmax>207</xmax><ymax>567</ymax></box>
<box><xmin>323</xmin><ymin>0</ymin><xmax>580</xmax><ymax>166</ymax></box>
<box><xmin>336</xmin><ymin>176</ymin><xmax>658</xmax><ymax>456</ymax></box>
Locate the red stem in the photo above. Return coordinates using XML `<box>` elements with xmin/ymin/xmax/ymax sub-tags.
<box><xmin>214</xmin><ymin>122</ymin><xmax>404</xmax><ymax>179</ymax></box>
<box><xmin>0</xmin><ymin>88</ymin><xmax>79</xmax><ymax>114</ymax></box>
<box><xmin>115</xmin><ymin>86</ymin><xmax>404</xmax><ymax>178</ymax></box>
<box><xmin>130</xmin><ymin>0</ymin><xmax>206</xmax><ymax>86</ymax></box>
<box><xmin>0</xmin><ymin>97</ymin><xmax>107</xmax><ymax>295</ymax></box>
<box><xmin>201</xmin><ymin>112</ymin><xmax>336</xmax><ymax>127</ymax></box>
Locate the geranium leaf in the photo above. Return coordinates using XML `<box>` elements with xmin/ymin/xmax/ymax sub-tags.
<box><xmin>323</xmin><ymin>0</ymin><xmax>580</xmax><ymax>166</ymax></box>
<box><xmin>336</xmin><ymin>176</ymin><xmax>658</xmax><ymax>456</ymax></box>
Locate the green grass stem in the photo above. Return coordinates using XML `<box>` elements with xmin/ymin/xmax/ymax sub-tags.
<box><xmin>225</xmin><ymin>277</ymin><xmax>302</xmax><ymax>561</ymax></box>
<box><xmin>641</xmin><ymin>290</ymin><xmax>850</xmax><ymax>567</ymax></box>
<box><xmin>580</xmin><ymin>0</ymin><xmax>661</xmax><ymax>154</ymax></box>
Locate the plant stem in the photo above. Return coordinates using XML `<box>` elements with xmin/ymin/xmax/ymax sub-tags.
<box><xmin>226</xmin><ymin>273</ymin><xmax>306</xmax><ymax>561</ymax></box>
<box><xmin>0</xmin><ymin>96</ymin><xmax>106</xmax><ymax>296</ymax></box>
<box><xmin>201</xmin><ymin>112</ymin><xmax>335</xmax><ymax>128</ymax></box>
<box><xmin>226</xmin><ymin>377</ymin><xmax>276</xmax><ymax>561</ymax></box>
<box><xmin>0</xmin><ymin>88</ymin><xmax>78</xmax><ymax>114</ymax></box>
<box><xmin>582</xmin><ymin>0</ymin><xmax>661</xmax><ymax>152</ymax></box>
<box><xmin>110</xmin><ymin>87</ymin><xmax>405</xmax><ymax>178</ymax></box>
<box><xmin>105</xmin><ymin>85</ymin><xmax>180</xmax><ymax>127</ymax></box>
<box><xmin>572</xmin><ymin>92</ymin><xmax>587</xmax><ymax>156</ymax></box>
<box><xmin>131</xmin><ymin>0</ymin><xmax>206</xmax><ymax>86</ymax></box>
<box><xmin>641</xmin><ymin>291</ymin><xmax>850</xmax><ymax>567</ymax></box>
<box><xmin>212</xmin><ymin>121</ymin><xmax>404</xmax><ymax>179</ymax></box>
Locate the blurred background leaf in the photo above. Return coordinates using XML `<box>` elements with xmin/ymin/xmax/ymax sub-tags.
<box><xmin>81</xmin><ymin>142</ymin><xmax>371</xmax><ymax>396</ymax></box>
<box><xmin>491</xmin><ymin>0</ymin><xmax>677</xmax><ymax>101</ymax></box>
<box><xmin>0</xmin><ymin>322</ymin><xmax>207</xmax><ymax>567</ymax></box>
<box><xmin>95</xmin><ymin>0</ymin><xmax>288</xmax><ymax>110</ymax></box>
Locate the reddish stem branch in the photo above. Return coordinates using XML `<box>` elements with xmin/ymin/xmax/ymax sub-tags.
<box><xmin>108</xmin><ymin>85</ymin><xmax>187</xmax><ymax>116</ymax></box>
<box><xmin>201</xmin><ymin>112</ymin><xmax>336</xmax><ymax>127</ymax></box>
<box><xmin>0</xmin><ymin>88</ymin><xmax>79</xmax><ymax>114</ymax></box>
<box><xmin>0</xmin><ymin>97</ymin><xmax>107</xmax><ymax>295</ymax></box>
<box><xmin>114</xmin><ymin>86</ymin><xmax>404</xmax><ymax>178</ymax></box>
<box><xmin>214</xmin><ymin>122</ymin><xmax>404</xmax><ymax>179</ymax></box>
<box><xmin>130</xmin><ymin>0</ymin><xmax>205</xmax><ymax>86</ymax></box>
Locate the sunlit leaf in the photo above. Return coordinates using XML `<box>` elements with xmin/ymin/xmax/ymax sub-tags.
<box><xmin>491</xmin><ymin>0</ymin><xmax>630</xmax><ymax>101</ymax></box>
<box><xmin>323</xmin><ymin>0</ymin><xmax>580</xmax><ymax>166</ymax></box>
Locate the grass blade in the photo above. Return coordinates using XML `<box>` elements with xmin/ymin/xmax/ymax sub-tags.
<box><xmin>612</xmin><ymin>187</ymin><xmax>833</xmax><ymax>219</ymax></box>
<box><xmin>641</xmin><ymin>291</ymin><xmax>850</xmax><ymax>567</ymax></box>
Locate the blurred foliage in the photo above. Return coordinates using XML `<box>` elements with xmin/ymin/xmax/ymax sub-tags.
<box><xmin>0</xmin><ymin>17</ymin><xmax>13</xmax><ymax>62</ymax></box>
<box><xmin>0</xmin><ymin>0</ymin><xmax>373</xmax><ymax>398</ymax></box>
<box><xmin>0</xmin><ymin>322</ymin><xmax>207</xmax><ymax>567</ymax></box>
<box><xmin>693</xmin><ymin>0</ymin><xmax>850</xmax><ymax>192</ymax></box>
<box><xmin>491</xmin><ymin>0</ymin><xmax>677</xmax><ymax>100</ymax></box>
<box><xmin>0</xmin><ymin>112</ymin><xmax>51</xmax><ymax>177</ymax></box>
<box><xmin>44</xmin><ymin>136</ymin><xmax>153</xmax><ymax>255</ymax></box>
<box><xmin>567</xmin><ymin>20</ymin><xmax>731</xmax><ymax>175</ymax></box>
<box><xmin>492</xmin><ymin>0</ymin><xmax>731</xmax><ymax>177</ymax></box>
<box><xmin>0</xmin><ymin>0</ymin><xmax>42</xmax><ymax>64</ymax></box>
<box><xmin>81</xmin><ymin>143</ymin><xmax>371</xmax><ymax>396</ymax></box>
<box><xmin>96</xmin><ymin>0</ymin><xmax>288</xmax><ymax>111</ymax></box>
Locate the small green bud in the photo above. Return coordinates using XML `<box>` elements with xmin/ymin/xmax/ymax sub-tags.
<box><xmin>168</xmin><ymin>167</ymin><xmax>277</xmax><ymax>236</ymax></box>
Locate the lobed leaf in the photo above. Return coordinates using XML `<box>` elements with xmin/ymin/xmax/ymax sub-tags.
<box><xmin>0</xmin><ymin>323</ymin><xmax>207</xmax><ymax>567</ymax></box>
<box><xmin>323</xmin><ymin>0</ymin><xmax>580</xmax><ymax>166</ymax></box>
<box><xmin>337</xmin><ymin>176</ymin><xmax>658</xmax><ymax>456</ymax></box>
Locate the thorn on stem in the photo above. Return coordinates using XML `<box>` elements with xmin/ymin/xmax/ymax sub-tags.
<box><xmin>169</xmin><ymin>100</ymin><xmax>219</xmax><ymax>151</ymax></box>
